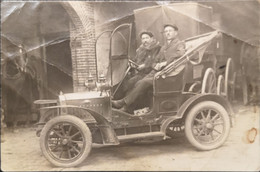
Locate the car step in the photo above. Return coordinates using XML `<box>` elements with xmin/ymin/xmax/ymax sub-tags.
<box><xmin>118</xmin><ymin>132</ymin><xmax>165</xmax><ymax>141</ymax></box>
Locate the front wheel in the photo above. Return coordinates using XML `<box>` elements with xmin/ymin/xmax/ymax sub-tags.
<box><xmin>40</xmin><ymin>115</ymin><xmax>92</xmax><ymax>167</ymax></box>
<box><xmin>185</xmin><ymin>101</ymin><xmax>230</xmax><ymax>150</ymax></box>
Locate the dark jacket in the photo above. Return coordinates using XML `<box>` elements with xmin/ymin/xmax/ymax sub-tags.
<box><xmin>133</xmin><ymin>39</ymin><xmax>161</xmax><ymax>74</ymax></box>
<box><xmin>156</xmin><ymin>38</ymin><xmax>185</xmax><ymax>65</ymax></box>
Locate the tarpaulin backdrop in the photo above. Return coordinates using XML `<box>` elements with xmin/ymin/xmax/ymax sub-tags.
<box><xmin>134</xmin><ymin>4</ymin><xmax>213</xmax><ymax>45</ymax></box>
<box><xmin>134</xmin><ymin>2</ymin><xmax>260</xmax><ymax>46</ymax></box>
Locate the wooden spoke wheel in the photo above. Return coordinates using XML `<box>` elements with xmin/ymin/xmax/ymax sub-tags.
<box><xmin>225</xmin><ymin>58</ymin><xmax>236</xmax><ymax>101</ymax></box>
<box><xmin>202</xmin><ymin>68</ymin><xmax>216</xmax><ymax>94</ymax></box>
<box><xmin>217</xmin><ymin>75</ymin><xmax>225</xmax><ymax>96</ymax></box>
<box><xmin>40</xmin><ymin>115</ymin><xmax>92</xmax><ymax>167</ymax></box>
<box><xmin>185</xmin><ymin>101</ymin><xmax>231</xmax><ymax>150</ymax></box>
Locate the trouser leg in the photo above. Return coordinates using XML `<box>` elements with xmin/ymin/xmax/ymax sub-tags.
<box><xmin>122</xmin><ymin>74</ymin><xmax>144</xmax><ymax>94</ymax></box>
<box><xmin>124</xmin><ymin>77</ymin><xmax>153</xmax><ymax>106</ymax></box>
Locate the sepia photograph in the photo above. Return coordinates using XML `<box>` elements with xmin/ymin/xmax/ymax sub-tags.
<box><xmin>1</xmin><ymin>0</ymin><xmax>260</xmax><ymax>171</ymax></box>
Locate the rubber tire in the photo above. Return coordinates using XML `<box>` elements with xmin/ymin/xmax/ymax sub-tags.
<box><xmin>40</xmin><ymin>115</ymin><xmax>92</xmax><ymax>167</ymax></box>
<box><xmin>185</xmin><ymin>101</ymin><xmax>230</xmax><ymax>151</ymax></box>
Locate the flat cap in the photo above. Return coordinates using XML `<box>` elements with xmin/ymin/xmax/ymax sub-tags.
<box><xmin>163</xmin><ymin>24</ymin><xmax>178</xmax><ymax>31</ymax></box>
<box><xmin>139</xmin><ymin>30</ymin><xmax>154</xmax><ymax>38</ymax></box>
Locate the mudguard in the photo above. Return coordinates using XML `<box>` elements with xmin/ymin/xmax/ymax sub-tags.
<box><xmin>161</xmin><ymin>94</ymin><xmax>235</xmax><ymax>134</ymax></box>
<box><xmin>37</xmin><ymin>105</ymin><xmax>119</xmax><ymax>145</ymax></box>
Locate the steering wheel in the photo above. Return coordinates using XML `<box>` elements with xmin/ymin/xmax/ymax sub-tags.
<box><xmin>128</xmin><ymin>59</ymin><xmax>140</xmax><ymax>69</ymax></box>
<box><xmin>129</xmin><ymin>59</ymin><xmax>160</xmax><ymax>73</ymax></box>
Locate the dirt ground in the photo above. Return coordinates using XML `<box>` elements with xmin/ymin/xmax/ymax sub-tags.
<box><xmin>1</xmin><ymin>104</ymin><xmax>259</xmax><ymax>171</ymax></box>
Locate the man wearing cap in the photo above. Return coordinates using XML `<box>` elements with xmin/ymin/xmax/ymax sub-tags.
<box><xmin>153</xmin><ymin>24</ymin><xmax>185</xmax><ymax>71</ymax></box>
<box><xmin>112</xmin><ymin>24</ymin><xmax>185</xmax><ymax>112</ymax></box>
<box><xmin>121</xmin><ymin>30</ymin><xmax>161</xmax><ymax>95</ymax></box>
<box><xmin>134</xmin><ymin>31</ymin><xmax>161</xmax><ymax>70</ymax></box>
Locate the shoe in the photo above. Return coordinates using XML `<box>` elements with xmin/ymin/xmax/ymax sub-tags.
<box><xmin>112</xmin><ymin>99</ymin><xmax>125</xmax><ymax>109</ymax></box>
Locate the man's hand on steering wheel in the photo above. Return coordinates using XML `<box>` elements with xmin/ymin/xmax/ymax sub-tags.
<box><xmin>137</xmin><ymin>64</ymin><xmax>145</xmax><ymax>71</ymax></box>
<box><xmin>128</xmin><ymin>59</ymin><xmax>140</xmax><ymax>70</ymax></box>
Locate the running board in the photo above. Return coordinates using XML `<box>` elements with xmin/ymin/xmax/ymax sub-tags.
<box><xmin>118</xmin><ymin>132</ymin><xmax>165</xmax><ymax>142</ymax></box>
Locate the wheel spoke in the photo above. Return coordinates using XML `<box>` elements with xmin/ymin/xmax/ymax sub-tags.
<box><xmin>68</xmin><ymin>125</ymin><xmax>72</xmax><ymax>135</ymax></box>
<box><xmin>70</xmin><ymin>131</ymin><xmax>81</xmax><ymax>139</ymax></box>
<box><xmin>71</xmin><ymin>140</ymin><xmax>83</xmax><ymax>144</ymax></box>
<box><xmin>193</xmin><ymin>125</ymin><xmax>203</xmax><ymax>129</ymax></box>
<box><xmin>194</xmin><ymin>126</ymin><xmax>205</xmax><ymax>136</ymax></box>
<box><xmin>197</xmin><ymin>129</ymin><xmax>204</xmax><ymax>136</ymax></box>
<box><xmin>71</xmin><ymin>144</ymin><xmax>80</xmax><ymax>154</ymax></box>
<box><xmin>195</xmin><ymin>118</ymin><xmax>203</xmax><ymax>124</ymax></box>
<box><xmin>200</xmin><ymin>111</ymin><xmax>206</xmax><ymax>119</ymax></box>
<box><xmin>206</xmin><ymin>110</ymin><xmax>211</xmax><ymax>120</ymax></box>
<box><xmin>193</xmin><ymin>125</ymin><xmax>203</xmax><ymax>134</ymax></box>
<box><xmin>211</xmin><ymin>113</ymin><xmax>220</xmax><ymax>121</ymax></box>
<box><xmin>67</xmin><ymin>149</ymin><xmax>72</xmax><ymax>159</ymax></box>
<box><xmin>52</xmin><ymin>130</ymin><xmax>63</xmax><ymax>138</ymax></box>
<box><xmin>50</xmin><ymin>144</ymin><xmax>61</xmax><ymax>151</ymax></box>
<box><xmin>213</xmin><ymin>128</ymin><xmax>222</xmax><ymax>134</ymax></box>
<box><xmin>60</xmin><ymin>124</ymin><xmax>66</xmax><ymax>136</ymax></box>
<box><xmin>59</xmin><ymin>150</ymin><xmax>64</xmax><ymax>158</ymax></box>
<box><xmin>213</xmin><ymin>121</ymin><xmax>224</xmax><ymax>126</ymax></box>
<box><xmin>48</xmin><ymin>138</ymin><xmax>60</xmax><ymax>142</ymax></box>
<box><xmin>210</xmin><ymin>132</ymin><xmax>215</xmax><ymax>140</ymax></box>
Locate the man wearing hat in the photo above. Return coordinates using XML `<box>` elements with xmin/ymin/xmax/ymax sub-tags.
<box><xmin>154</xmin><ymin>24</ymin><xmax>185</xmax><ymax>70</ymax></box>
<box><xmin>112</xmin><ymin>24</ymin><xmax>185</xmax><ymax>112</ymax></box>
<box><xmin>120</xmin><ymin>30</ymin><xmax>161</xmax><ymax>95</ymax></box>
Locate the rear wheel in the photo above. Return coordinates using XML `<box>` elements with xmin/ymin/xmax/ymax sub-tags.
<box><xmin>185</xmin><ymin>101</ymin><xmax>230</xmax><ymax>150</ymax></box>
<box><xmin>225</xmin><ymin>58</ymin><xmax>236</xmax><ymax>101</ymax></box>
<box><xmin>40</xmin><ymin>115</ymin><xmax>92</xmax><ymax>167</ymax></box>
<box><xmin>202</xmin><ymin>68</ymin><xmax>216</xmax><ymax>94</ymax></box>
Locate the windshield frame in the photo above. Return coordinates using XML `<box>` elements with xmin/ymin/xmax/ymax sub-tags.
<box><xmin>109</xmin><ymin>23</ymin><xmax>132</xmax><ymax>87</ymax></box>
<box><xmin>95</xmin><ymin>30</ymin><xmax>112</xmax><ymax>81</ymax></box>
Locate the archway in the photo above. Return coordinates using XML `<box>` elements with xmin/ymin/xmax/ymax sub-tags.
<box><xmin>1</xmin><ymin>1</ymin><xmax>95</xmax><ymax>125</ymax></box>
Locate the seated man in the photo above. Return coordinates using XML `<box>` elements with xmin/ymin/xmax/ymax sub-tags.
<box><xmin>121</xmin><ymin>30</ymin><xmax>161</xmax><ymax>95</ymax></box>
<box><xmin>112</xmin><ymin>24</ymin><xmax>185</xmax><ymax>112</ymax></box>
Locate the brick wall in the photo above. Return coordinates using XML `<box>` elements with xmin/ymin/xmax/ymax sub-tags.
<box><xmin>62</xmin><ymin>1</ymin><xmax>96</xmax><ymax>92</ymax></box>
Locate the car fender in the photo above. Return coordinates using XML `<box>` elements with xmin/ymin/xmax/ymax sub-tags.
<box><xmin>161</xmin><ymin>94</ymin><xmax>234</xmax><ymax>134</ymax></box>
<box><xmin>38</xmin><ymin>105</ymin><xmax>119</xmax><ymax>145</ymax></box>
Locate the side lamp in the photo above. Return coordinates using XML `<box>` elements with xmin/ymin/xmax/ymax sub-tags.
<box><xmin>85</xmin><ymin>73</ymin><xmax>96</xmax><ymax>91</ymax></box>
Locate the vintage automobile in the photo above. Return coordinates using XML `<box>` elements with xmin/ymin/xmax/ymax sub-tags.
<box><xmin>34</xmin><ymin>22</ymin><xmax>235</xmax><ymax>167</ymax></box>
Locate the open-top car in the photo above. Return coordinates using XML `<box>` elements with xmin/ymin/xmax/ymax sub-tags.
<box><xmin>34</xmin><ymin>22</ymin><xmax>235</xmax><ymax>167</ymax></box>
